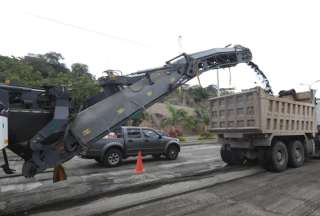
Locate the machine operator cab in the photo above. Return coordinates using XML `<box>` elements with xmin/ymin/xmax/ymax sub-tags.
<box><xmin>0</xmin><ymin>113</ymin><xmax>8</xmax><ymax>151</ymax></box>
<box><xmin>0</xmin><ymin>112</ymin><xmax>13</xmax><ymax>174</ymax></box>
<box><xmin>315</xmin><ymin>97</ymin><xmax>320</xmax><ymax>133</ymax></box>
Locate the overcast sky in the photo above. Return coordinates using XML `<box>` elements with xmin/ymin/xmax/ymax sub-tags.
<box><xmin>1</xmin><ymin>0</ymin><xmax>319</xmax><ymax>95</ymax></box>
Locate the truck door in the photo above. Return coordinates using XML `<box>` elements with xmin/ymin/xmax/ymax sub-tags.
<box><xmin>142</xmin><ymin>128</ymin><xmax>163</xmax><ymax>154</ymax></box>
<box><xmin>126</xmin><ymin>128</ymin><xmax>144</xmax><ymax>156</ymax></box>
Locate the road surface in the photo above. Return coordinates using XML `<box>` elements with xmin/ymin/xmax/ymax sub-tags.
<box><xmin>110</xmin><ymin>160</ymin><xmax>320</xmax><ymax>216</ymax></box>
<box><xmin>1</xmin><ymin>143</ymin><xmax>228</xmax><ymax>215</ymax></box>
<box><xmin>0</xmin><ymin>143</ymin><xmax>221</xmax><ymax>185</ymax></box>
<box><xmin>6</xmin><ymin>143</ymin><xmax>320</xmax><ymax>216</ymax></box>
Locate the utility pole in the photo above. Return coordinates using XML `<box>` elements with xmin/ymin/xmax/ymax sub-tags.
<box><xmin>178</xmin><ymin>35</ymin><xmax>183</xmax><ymax>53</ymax></box>
<box><xmin>177</xmin><ymin>35</ymin><xmax>186</xmax><ymax>105</ymax></box>
<box><xmin>229</xmin><ymin>68</ymin><xmax>232</xmax><ymax>86</ymax></box>
<box><xmin>217</xmin><ymin>69</ymin><xmax>220</xmax><ymax>97</ymax></box>
<box><xmin>300</xmin><ymin>80</ymin><xmax>320</xmax><ymax>99</ymax></box>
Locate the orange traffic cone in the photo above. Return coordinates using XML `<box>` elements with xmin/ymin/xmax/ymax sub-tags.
<box><xmin>53</xmin><ymin>164</ymin><xmax>67</xmax><ymax>183</ymax></box>
<box><xmin>135</xmin><ymin>150</ymin><xmax>144</xmax><ymax>174</ymax></box>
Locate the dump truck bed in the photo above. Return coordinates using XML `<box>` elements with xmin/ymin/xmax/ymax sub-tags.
<box><xmin>209</xmin><ymin>87</ymin><xmax>316</xmax><ymax>136</ymax></box>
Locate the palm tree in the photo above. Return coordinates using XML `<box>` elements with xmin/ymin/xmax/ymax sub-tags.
<box><xmin>161</xmin><ymin>104</ymin><xmax>188</xmax><ymax>128</ymax></box>
<box><xmin>182</xmin><ymin>115</ymin><xmax>198</xmax><ymax>132</ymax></box>
<box><xmin>161</xmin><ymin>104</ymin><xmax>193</xmax><ymax>137</ymax></box>
<box><xmin>195</xmin><ymin>108</ymin><xmax>209</xmax><ymax>132</ymax></box>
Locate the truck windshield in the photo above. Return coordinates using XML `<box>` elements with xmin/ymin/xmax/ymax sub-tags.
<box><xmin>142</xmin><ymin>129</ymin><xmax>159</xmax><ymax>139</ymax></box>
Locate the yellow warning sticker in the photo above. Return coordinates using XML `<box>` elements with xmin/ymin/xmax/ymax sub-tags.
<box><xmin>82</xmin><ymin>128</ymin><xmax>92</xmax><ymax>136</ymax></box>
<box><xmin>117</xmin><ymin>107</ymin><xmax>125</xmax><ymax>114</ymax></box>
<box><xmin>146</xmin><ymin>91</ymin><xmax>153</xmax><ymax>96</ymax></box>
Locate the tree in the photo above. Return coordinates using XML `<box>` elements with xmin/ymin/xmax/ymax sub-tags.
<box><xmin>189</xmin><ymin>86</ymin><xmax>209</xmax><ymax>103</ymax></box>
<box><xmin>71</xmin><ymin>63</ymin><xmax>88</xmax><ymax>74</ymax></box>
<box><xmin>161</xmin><ymin>104</ymin><xmax>188</xmax><ymax>128</ymax></box>
<box><xmin>206</xmin><ymin>85</ymin><xmax>218</xmax><ymax>97</ymax></box>
<box><xmin>195</xmin><ymin>108</ymin><xmax>210</xmax><ymax>132</ymax></box>
<box><xmin>71</xmin><ymin>63</ymin><xmax>93</xmax><ymax>80</ymax></box>
<box><xmin>43</xmin><ymin>52</ymin><xmax>64</xmax><ymax>65</ymax></box>
<box><xmin>0</xmin><ymin>53</ymin><xmax>100</xmax><ymax>111</ymax></box>
<box><xmin>0</xmin><ymin>55</ymin><xmax>43</xmax><ymax>86</ymax></box>
<box><xmin>42</xmin><ymin>72</ymin><xmax>100</xmax><ymax>110</ymax></box>
<box><xmin>23</xmin><ymin>55</ymin><xmax>56</xmax><ymax>78</ymax></box>
<box><xmin>129</xmin><ymin>111</ymin><xmax>146</xmax><ymax>126</ymax></box>
<box><xmin>182</xmin><ymin>115</ymin><xmax>198</xmax><ymax>132</ymax></box>
<box><xmin>23</xmin><ymin>52</ymin><xmax>69</xmax><ymax>77</ymax></box>
<box><xmin>42</xmin><ymin>52</ymin><xmax>68</xmax><ymax>73</ymax></box>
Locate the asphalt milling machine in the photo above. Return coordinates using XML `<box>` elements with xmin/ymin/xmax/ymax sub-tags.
<box><xmin>0</xmin><ymin>45</ymin><xmax>272</xmax><ymax>181</ymax></box>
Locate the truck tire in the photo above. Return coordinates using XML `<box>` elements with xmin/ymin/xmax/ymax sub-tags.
<box><xmin>288</xmin><ymin>140</ymin><xmax>304</xmax><ymax>168</ymax></box>
<box><xmin>264</xmin><ymin>141</ymin><xmax>288</xmax><ymax>172</ymax></box>
<box><xmin>103</xmin><ymin>148</ymin><xmax>123</xmax><ymax>167</ymax></box>
<box><xmin>220</xmin><ymin>145</ymin><xmax>244</xmax><ymax>165</ymax></box>
<box><xmin>166</xmin><ymin>145</ymin><xmax>179</xmax><ymax>160</ymax></box>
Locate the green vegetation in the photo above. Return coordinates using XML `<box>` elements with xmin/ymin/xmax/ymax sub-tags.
<box><xmin>161</xmin><ymin>104</ymin><xmax>189</xmax><ymax>128</ymax></box>
<box><xmin>177</xmin><ymin>136</ymin><xmax>186</xmax><ymax>142</ymax></box>
<box><xmin>128</xmin><ymin>111</ymin><xmax>152</xmax><ymax>126</ymax></box>
<box><xmin>160</xmin><ymin>104</ymin><xmax>213</xmax><ymax>137</ymax></box>
<box><xmin>198</xmin><ymin>132</ymin><xmax>215</xmax><ymax>140</ymax></box>
<box><xmin>0</xmin><ymin>52</ymin><xmax>100</xmax><ymax>110</ymax></box>
<box><xmin>159</xmin><ymin>84</ymin><xmax>234</xmax><ymax>137</ymax></box>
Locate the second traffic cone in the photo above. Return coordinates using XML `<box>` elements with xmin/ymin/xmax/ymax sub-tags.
<box><xmin>135</xmin><ymin>150</ymin><xmax>144</xmax><ymax>174</ymax></box>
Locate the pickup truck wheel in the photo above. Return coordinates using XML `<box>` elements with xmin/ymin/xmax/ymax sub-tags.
<box><xmin>166</xmin><ymin>145</ymin><xmax>179</xmax><ymax>160</ymax></box>
<box><xmin>220</xmin><ymin>145</ymin><xmax>244</xmax><ymax>165</ymax></box>
<box><xmin>266</xmin><ymin>141</ymin><xmax>288</xmax><ymax>172</ymax></box>
<box><xmin>288</xmin><ymin>140</ymin><xmax>304</xmax><ymax>168</ymax></box>
<box><xmin>103</xmin><ymin>149</ymin><xmax>122</xmax><ymax>167</ymax></box>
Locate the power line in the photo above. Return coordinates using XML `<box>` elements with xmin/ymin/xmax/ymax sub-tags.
<box><xmin>27</xmin><ymin>13</ymin><xmax>148</xmax><ymax>48</ymax></box>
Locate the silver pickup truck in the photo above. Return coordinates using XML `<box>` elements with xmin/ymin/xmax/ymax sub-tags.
<box><xmin>79</xmin><ymin>126</ymin><xmax>180</xmax><ymax>167</ymax></box>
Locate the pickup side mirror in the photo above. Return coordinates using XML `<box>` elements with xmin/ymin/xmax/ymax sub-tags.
<box><xmin>158</xmin><ymin>134</ymin><xmax>162</xmax><ymax>139</ymax></box>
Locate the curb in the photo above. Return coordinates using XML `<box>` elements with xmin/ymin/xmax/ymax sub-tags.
<box><xmin>181</xmin><ymin>140</ymin><xmax>218</xmax><ymax>146</ymax></box>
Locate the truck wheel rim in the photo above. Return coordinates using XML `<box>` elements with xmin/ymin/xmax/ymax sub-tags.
<box><xmin>276</xmin><ymin>150</ymin><xmax>285</xmax><ymax>165</ymax></box>
<box><xmin>169</xmin><ymin>149</ymin><xmax>177</xmax><ymax>158</ymax></box>
<box><xmin>294</xmin><ymin>147</ymin><xmax>302</xmax><ymax>161</ymax></box>
<box><xmin>108</xmin><ymin>153</ymin><xmax>120</xmax><ymax>165</ymax></box>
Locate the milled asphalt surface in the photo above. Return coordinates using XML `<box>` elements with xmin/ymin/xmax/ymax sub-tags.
<box><xmin>32</xmin><ymin>167</ymin><xmax>263</xmax><ymax>216</ymax></box>
<box><xmin>110</xmin><ymin>160</ymin><xmax>320</xmax><ymax>216</ymax></box>
<box><xmin>3</xmin><ymin>140</ymin><xmax>320</xmax><ymax>216</ymax></box>
<box><xmin>0</xmin><ymin>142</ymin><xmax>230</xmax><ymax>215</ymax></box>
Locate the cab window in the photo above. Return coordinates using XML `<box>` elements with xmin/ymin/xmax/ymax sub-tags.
<box><xmin>127</xmin><ymin>128</ymin><xmax>141</xmax><ymax>138</ymax></box>
<box><xmin>142</xmin><ymin>129</ymin><xmax>159</xmax><ymax>139</ymax></box>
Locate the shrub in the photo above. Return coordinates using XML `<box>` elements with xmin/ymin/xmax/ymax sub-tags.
<box><xmin>198</xmin><ymin>132</ymin><xmax>215</xmax><ymax>140</ymax></box>
<box><xmin>177</xmin><ymin>136</ymin><xmax>186</xmax><ymax>142</ymax></box>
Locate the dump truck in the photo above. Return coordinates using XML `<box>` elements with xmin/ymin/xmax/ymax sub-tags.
<box><xmin>209</xmin><ymin>87</ymin><xmax>320</xmax><ymax>172</ymax></box>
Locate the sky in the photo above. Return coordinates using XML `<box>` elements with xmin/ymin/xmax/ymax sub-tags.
<box><xmin>1</xmin><ymin>0</ymin><xmax>320</xmax><ymax>95</ymax></box>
